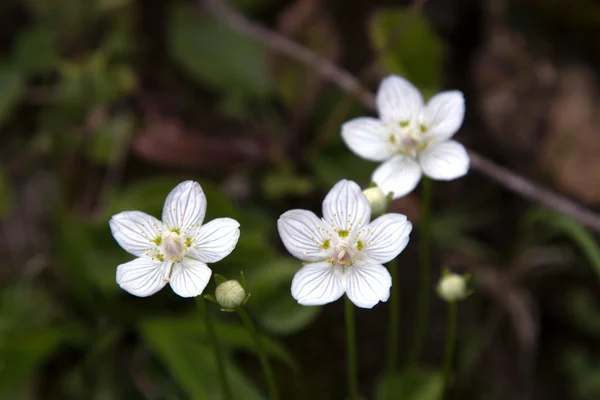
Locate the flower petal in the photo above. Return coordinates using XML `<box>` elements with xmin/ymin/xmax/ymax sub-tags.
<box><xmin>188</xmin><ymin>218</ymin><xmax>240</xmax><ymax>263</ymax></box>
<box><xmin>277</xmin><ymin>210</ymin><xmax>330</xmax><ymax>262</ymax></box>
<box><xmin>116</xmin><ymin>257</ymin><xmax>167</xmax><ymax>297</ymax></box>
<box><xmin>322</xmin><ymin>180</ymin><xmax>371</xmax><ymax>234</ymax></box>
<box><xmin>169</xmin><ymin>258</ymin><xmax>212</xmax><ymax>298</ymax></box>
<box><xmin>162</xmin><ymin>181</ymin><xmax>206</xmax><ymax>235</ymax></box>
<box><xmin>358</xmin><ymin>214</ymin><xmax>413</xmax><ymax>264</ymax></box>
<box><xmin>341</xmin><ymin>117</ymin><xmax>396</xmax><ymax>162</ymax></box>
<box><xmin>372</xmin><ymin>155</ymin><xmax>422</xmax><ymax>199</ymax></box>
<box><xmin>109</xmin><ymin>211</ymin><xmax>163</xmax><ymax>258</ymax></box>
<box><xmin>419</xmin><ymin>140</ymin><xmax>470</xmax><ymax>180</ymax></box>
<box><xmin>291</xmin><ymin>262</ymin><xmax>344</xmax><ymax>306</ymax></box>
<box><xmin>344</xmin><ymin>263</ymin><xmax>392</xmax><ymax>309</ymax></box>
<box><xmin>422</xmin><ymin>90</ymin><xmax>465</xmax><ymax>141</ymax></box>
<box><xmin>376</xmin><ymin>75</ymin><xmax>423</xmax><ymax>123</ymax></box>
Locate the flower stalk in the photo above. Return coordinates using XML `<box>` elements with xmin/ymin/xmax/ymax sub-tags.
<box><xmin>410</xmin><ymin>177</ymin><xmax>432</xmax><ymax>364</ymax></box>
<box><xmin>236</xmin><ymin>307</ymin><xmax>278</xmax><ymax>400</ymax></box>
<box><xmin>385</xmin><ymin>258</ymin><xmax>399</xmax><ymax>375</ymax></box>
<box><xmin>345</xmin><ymin>295</ymin><xmax>359</xmax><ymax>400</ymax></box>
<box><xmin>442</xmin><ymin>300</ymin><xmax>458</xmax><ymax>394</ymax></box>
<box><xmin>195</xmin><ymin>296</ymin><xmax>232</xmax><ymax>400</ymax></box>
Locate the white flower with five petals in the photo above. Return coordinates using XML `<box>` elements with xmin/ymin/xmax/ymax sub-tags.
<box><xmin>342</xmin><ymin>75</ymin><xmax>469</xmax><ymax>199</ymax></box>
<box><xmin>277</xmin><ymin>180</ymin><xmax>412</xmax><ymax>309</ymax></box>
<box><xmin>109</xmin><ymin>181</ymin><xmax>240</xmax><ymax>298</ymax></box>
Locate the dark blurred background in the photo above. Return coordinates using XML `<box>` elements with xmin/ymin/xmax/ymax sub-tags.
<box><xmin>2</xmin><ymin>0</ymin><xmax>600</xmax><ymax>399</ymax></box>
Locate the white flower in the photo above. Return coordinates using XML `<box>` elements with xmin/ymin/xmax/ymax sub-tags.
<box><xmin>109</xmin><ymin>181</ymin><xmax>240</xmax><ymax>298</ymax></box>
<box><xmin>277</xmin><ymin>180</ymin><xmax>412</xmax><ymax>309</ymax></box>
<box><xmin>342</xmin><ymin>75</ymin><xmax>469</xmax><ymax>199</ymax></box>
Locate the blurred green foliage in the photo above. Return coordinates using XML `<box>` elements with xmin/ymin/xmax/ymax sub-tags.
<box><xmin>2</xmin><ymin>0</ymin><xmax>600</xmax><ymax>398</ymax></box>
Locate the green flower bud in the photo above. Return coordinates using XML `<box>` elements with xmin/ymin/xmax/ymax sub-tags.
<box><xmin>362</xmin><ymin>186</ymin><xmax>388</xmax><ymax>217</ymax></box>
<box><xmin>215</xmin><ymin>280</ymin><xmax>246</xmax><ymax>309</ymax></box>
<box><xmin>437</xmin><ymin>273</ymin><xmax>467</xmax><ymax>302</ymax></box>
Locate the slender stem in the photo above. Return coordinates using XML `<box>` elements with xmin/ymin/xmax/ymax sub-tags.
<box><xmin>344</xmin><ymin>296</ymin><xmax>359</xmax><ymax>400</ymax></box>
<box><xmin>236</xmin><ymin>307</ymin><xmax>279</xmax><ymax>400</ymax></box>
<box><xmin>442</xmin><ymin>301</ymin><xmax>458</xmax><ymax>395</ymax></box>
<box><xmin>385</xmin><ymin>259</ymin><xmax>399</xmax><ymax>375</ymax></box>
<box><xmin>410</xmin><ymin>177</ymin><xmax>432</xmax><ymax>364</ymax></box>
<box><xmin>196</xmin><ymin>297</ymin><xmax>232</xmax><ymax>400</ymax></box>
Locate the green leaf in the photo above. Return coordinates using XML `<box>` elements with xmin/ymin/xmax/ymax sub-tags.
<box><xmin>368</xmin><ymin>7</ymin><xmax>443</xmax><ymax>94</ymax></box>
<box><xmin>168</xmin><ymin>4</ymin><xmax>271</xmax><ymax>98</ymax></box>
<box><xmin>140</xmin><ymin>317</ymin><xmax>263</xmax><ymax>400</ymax></box>
<box><xmin>0</xmin><ymin>329</ymin><xmax>63</xmax><ymax>393</ymax></box>
<box><xmin>522</xmin><ymin>208</ymin><xmax>600</xmax><ymax>281</ymax></box>
<box><xmin>0</xmin><ymin>64</ymin><xmax>24</xmax><ymax>126</ymax></box>
<box><xmin>247</xmin><ymin>258</ymin><xmax>321</xmax><ymax>335</ymax></box>
<box><xmin>376</xmin><ymin>368</ymin><xmax>444</xmax><ymax>400</ymax></box>
<box><xmin>140</xmin><ymin>315</ymin><xmax>298</xmax><ymax>372</ymax></box>
<box><xmin>262</xmin><ymin>165</ymin><xmax>315</xmax><ymax>200</ymax></box>
<box><xmin>11</xmin><ymin>25</ymin><xmax>59</xmax><ymax>74</ymax></box>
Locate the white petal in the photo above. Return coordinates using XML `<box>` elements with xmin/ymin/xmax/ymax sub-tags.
<box><xmin>419</xmin><ymin>140</ymin><xmax>470</xmax><ymax>180</ymax></box>
<box><xmin>188</xmin><ymin>218</ymin><xmax>240</xmax><ymax>263</ymax></box>
<box><xmin>344</xmin><ymin>263</ymin><xmax>392</xmax><ymax>309</ymax></box>
<box><xmin>358</xmin><ymin>214</ymin><xmax>413</xmax><ymax>264</ymax></box>
<box><xmin>109</xmin><ymin>211</ymin><xmax>163</xmax><ymax>258</ymax></box>
<box><xmin>322</xmin><ymin>180</ymin><xmax>371</xmax><ymax>234</ymax></box>
<box><xmin>277</xmin><ymin>210</ymin><xmax>330</xmax><ymax>262</ymax></box>
<box><xmin>116</xmin><ymin>258</ymin><xmax>167</xmax><ymax>297</ymax></box>
<box><xmin>169</xmin><ymin>258</ymin><xmax>212</xmax><ymax>298</ymax></box>
<box><xmin>376</xmin><ymin>75</ymin><xmax>423</xmax><ymax>123</ymax></box>
<box><xmin>291</xmin><ymin>262</ymin><xmax>344</xmax><ymax>306</ymax></box>
<box><xmin>341</xmin><ymin>117</ymin><xmax>396</xmax><ymax>162</ymax></box>
<box><xmin>372</xmin><ymin>155</ymin><xmax>422</xmax><ymax>199</ymax></box>
<box><xmin>422</xmin><ymin>90</ymin><xmax>465</xmax><ymax>141</ymax></box>
<box><xmin>162</xmin><ymin>181</ymin><xmax>206</xmax><ymax>235</ymax></box>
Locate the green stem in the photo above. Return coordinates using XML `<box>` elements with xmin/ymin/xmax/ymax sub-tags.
<box><xmin>442</xmin><ymin>301</ymin><xmax>458</xmax><ymax>395</ymax></box>
<box><xmin>385</xmin><ymin>259</ymin><xmax>399</xmax><ymax>375</ymax></box>
<box><xmin>345</xmin><ymin>296</ymin><xmax>359</xmax><ymax>400</ymax></box>
<box><xmin>196</xmin><ymin>297</ymin><xmax>232</xmax><ymax>400</ymax></box>
<box><xmin>236</xmin><ymin>307</ymin><xmax>279</xmax><ymax>400</ymax></box>
<box><xmin>410</xmin><ymin>177</ymin><xmax>432</xmax><ymax>364</ymax></box>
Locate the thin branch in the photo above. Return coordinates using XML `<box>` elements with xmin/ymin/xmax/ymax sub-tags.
<box><xmin>203</xmin><ymin>0</ymin><xmax>600</xmax><ymax>233</ymax></box>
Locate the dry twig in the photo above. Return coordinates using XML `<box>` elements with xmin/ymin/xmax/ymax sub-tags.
<box><xmin>203</xmin><ymin>0</ymin><xmax>600</xmax><ymax>233</ymax></box>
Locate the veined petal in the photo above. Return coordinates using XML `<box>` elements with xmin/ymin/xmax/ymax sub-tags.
<box><xmin>109</xmin><ymin>211</ymin><xmax>163</xmax><ymax>258</ymax></box>
<box><xmin>358</xmin><ymin>214</ymin><xmax>413</xmax><ymax>264</ymax></box>
<box><xmin>278</xmin><ymin>210</ymin><xmax>330</xmax><ymax>262</ymax></box>
<box><xmin>188</xmin><ymin>218</ymin><xmax>240</xmax><ymax>263</ymax></box>
<box><xmin>376</xmin><ymin>75</ymin><xmax>423</xmax><ymax>123</ymax></box>
<box><xmin>169</xmin><ymin>258</ymin><xmax>212</xmax><ymax>298</ymax></box>
<box><xmin>291</xmin><ymin>262</ymin><xmax>344</xmax><ymax>306</ymax></box>
<box><xmin>341</xmin><ymin>117</ymin><xmax>396</xmax><ymax>162</ymax></box>
<box><xmin>162</xmin><ymin>181</ymin><xmax>206</xmax><ymax>236</ymax></box>
<box><xmin>422</xmin><ymin>90</ymin><xmax>465</xmax><ymax>141</ymax></box>
<box><xmin>372</xmin><ymin>155</ymin><xmax>422</xmax><ymax>199</ymax></box>
<box><xmin>116</xmin><ymin>257</ymin><xmax>167</xmax><ymax>297</ymax></box>
<box><xmin>419</xmin><ymin>140</ymin><xmax>469</xmax><ymax>180</ymax></box>
<box><xmin>322</xmin><ymin>180</ymin><xmax>371</xmax><ymax>234</ymax></box>
<box><xmin>344</xmin><ymin>263</ymin><xmax>392</xmax><ymax>309</ymax></box>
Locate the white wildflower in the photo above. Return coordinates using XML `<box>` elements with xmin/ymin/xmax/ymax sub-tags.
<box><xmin>109</xmin><ymin>181</ymin><xmax>240</xmax><ymax>298</ymax></box>
<box><xmin>277</xmin><ymin>180</ymin><xmax>412</xmax><ymax>309</ymax></box>
<box><xmin>342</xmin><ymin>75</ymin><xmax>469</xmax><ymax>199</ymax></box>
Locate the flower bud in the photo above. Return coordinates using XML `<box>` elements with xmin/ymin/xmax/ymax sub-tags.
<box><xmin>215</xmin><ymin>280</ymin><xmax>246</xmax><ymax>309</ymax></box>
<box><xmin>437</xmin><ymin>273</ymin><xmax>467</xmax><ymax>302</ymax></box>
<box><xmin>362</xmin><ymin>186</ymin><xmax>388</xmax><ymax>217</ymax></box>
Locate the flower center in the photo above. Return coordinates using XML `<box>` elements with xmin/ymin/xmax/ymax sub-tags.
<box><xmin>389</xmin><ymin>120</ymin><xmax>430</xmax><ymax>156</ymax></box>
<box><xmin>161</xmin><ymin>230</ymin><xmax>186</xmax><ymax>261</ymax></box>
<box><xmin>331</xmin><ymin>238</ymin><xmax>357</xmax><ymax>266</ymax></box>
